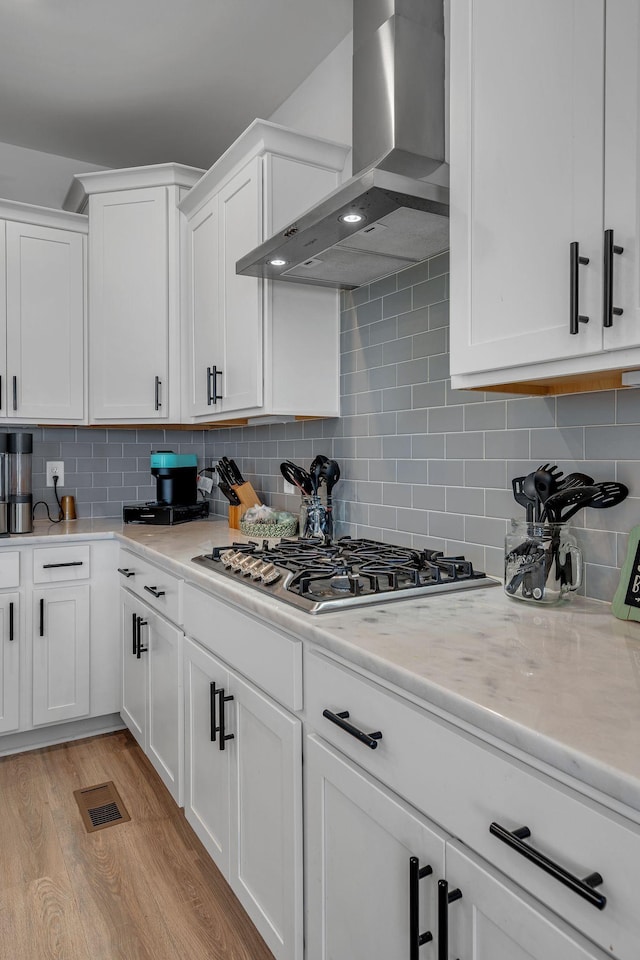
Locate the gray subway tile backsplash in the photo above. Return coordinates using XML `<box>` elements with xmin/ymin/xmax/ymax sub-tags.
<box><xmin>15</xmin><ymin>251</ymin><xmax>638</xmax><ymax>603</ymax></box>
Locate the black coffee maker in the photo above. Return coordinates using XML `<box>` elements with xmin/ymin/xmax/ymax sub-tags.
<box><xmin>123</xmin><ymin>451</ymin><xmax>209</xmax><ymax>525</ymax></box>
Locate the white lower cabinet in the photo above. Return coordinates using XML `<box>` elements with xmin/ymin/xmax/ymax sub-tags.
<box><xmin>183</xmin><ymin>634</ymin><xmax>303</xmax><ymax>960</ymax></box>
<box><xmin>32</xmin><ymin>584</ymin><xmax>90</xmax><ymax>726</ymax></box>
<box><xmin>305</xmin><ymin>733</ymin><xmax>445</xmax><ymax>960</ymax></box>
<box><xmin>121</xmin><ymin>588</ymin><xmax>183</xmax><ymax>804</ymax></box>
<box><xmin>0</xmin><ymin>592</ymin><xmax>19</xmax><ymax>733</ymax></box>
<box><xmin>446</xmin><ymin>841</ymin><xmax>606</xmax><ymax>960</ymax></box>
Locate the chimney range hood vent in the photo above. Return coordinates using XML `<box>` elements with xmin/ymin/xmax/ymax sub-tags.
<box><xmin>237</xmin><ymin>0</ymin><xmax>448</xmax><ymax>291</ymax></box>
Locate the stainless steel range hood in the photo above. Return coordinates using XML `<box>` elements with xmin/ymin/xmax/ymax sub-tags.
<box><xmin>237</xmin><ymin>0</ymin><xmax>448</xmax><ymax>291</ymax></box>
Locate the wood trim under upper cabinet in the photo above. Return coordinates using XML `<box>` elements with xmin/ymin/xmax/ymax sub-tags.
<box><xmin>479</xmin><ymin>368</ymin><xmax>631</xmax><ymax>396</ymax></box>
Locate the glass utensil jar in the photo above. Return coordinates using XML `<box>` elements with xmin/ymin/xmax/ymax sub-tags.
<box><xmin>300</xmin><ymin>495</ymin><xmax>332</xmax><ymax>539</ymax></box>
<box><xmin>504</xmin><ymin>519</ymin><xmax>583</xmax><ymax>604</ymax></box>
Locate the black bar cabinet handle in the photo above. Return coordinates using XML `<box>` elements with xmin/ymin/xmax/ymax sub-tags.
<box><xmin>409</xmin><ymin>857</ymin><xmax>433</xmax><ymax>959</ymax></box>
<box><xmin>132</xmin><ymin>612</ymin><xmax>137</xmax><ymax>656</ymax></box>
<box><xmin>211</xmin><ymin>365</ymin><xmax>223</xmax><ymax>403</ymax></box>
<box><xmin>12</xmin><ymin>376</ymin><xmax>17</xmax><ymax>412</ymax></box>
<box><xmin>206</xmin><ymin>366</ymin><xmax>213</xmax><ymax>406</ymax></box>
<box><xmin>118</xmin><ymin>567</ymin><xmax>135</xmax><ymax>578</ymax></box>
<box><xmin>603</xmin><ymin>228</ymin><xmax>624</xmax><ymax>328</ymax></box>
<box><xmin>136</xmin><ymin>616</ymin><xmax>148</xmax><ymax>658</ymax></box>
<box><xmin>210</xmin><ymin>681</ymin><xmax>218</xmax><ymax>742</ymax></box>
<box><xmin>42</xmin><ymin>561</ymin><xmax>83</xmax><ymax>570</ymax></box>
<box><xmin>217</xmin><ymin>687</ymin><xmax>234</xmax><ymax>751</ymax></box>
<box><xmin>9</xmin><ymin>601</ymin><xmax>14</xmax><ymax>642</ymax></box>
<box><xmin>143</xmin><ymin>585</ymin><xmax>165</xmax><ymax>598</ymax></box>
<box><xmin>569</xmin><ymin>241</ymin><xmax>590</xmax><ymax>334</ymax></box>
<box><xmin>437</xmin><ymin>879</ymin><xmax>462</xmax><ymax>960</ymax></box>
<box><xmin>154</xmin><ymin>375</ymin><xmax>162</xmax><ymax>411</ymax></box>
<box><xmin>39</xmin><ymin>598</ymin><xmax>44</xmax><ymax>637</ymax></box>
<box><xmin>322</xmin><ymin>708</ymin><xmax>382</xmax><ymax>750</ymax></box>
<box><xmin>490</xmin><ymin>822</ymin><xmax>606</xmax><ymax>909</ymax></box>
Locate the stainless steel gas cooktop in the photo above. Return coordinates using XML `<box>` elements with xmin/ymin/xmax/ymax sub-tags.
<box><xmin>192</xmin><ymin>537</ymin><xmax>498</xmax><ymax>614</ymax></box>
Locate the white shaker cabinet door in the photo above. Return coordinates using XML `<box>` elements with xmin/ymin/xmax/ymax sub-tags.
<box><xmin>217</xmin><ymin>156</ymin><xmax>263</xmax><ymax>414</ymax></box>
<box><xmin>32</xmin><ymin>584</ymin><xmax>90</xmax><ymax>726</ymax></box>
<box><xmin>450</xmin><ymin>0</ymin><xmax>605</xmax><ymax>377</ymax></box>
<box><xmin>89</xmin><ymin>187</ymin><xmax>169</xmax><ymax>420</ymax></box>
<box><xmin>0</xmin><ymin>593</ymin><xmax>19</xmax><ymax>734</ymax></box>
<box><xmin>183</xmin><ymin>195</ymin><xmax>222</xmax><ymax>417</ymax></box>
<box><xmin>603</xmin><ymin>0</ymin><xmax>640</xmax><ymax>350</ymax></box>
<box><xmin>5</xmin><ymin>221</ymin><xmax>84</xmax><ymax>421</ymax></box>
<box><xmin>183</xmin><ymin>636</ymin><xmax>231</xmax><ymax>877</ymax></box>
<box><xmin>145</xmin><ymin>608</ymin><xmax>182</xmax><ymax>804</ymax></box>
<box><xmin>305</xmin><ymin>733</ymin><xmax>445</xmax><ymax>960</ymax></box>
<box><xmin>445</xmin><ymin>842</ymin><xmax>608</xmax><ymax>960</ymax></box>
<box><xmin>121</xmin><ymin>591</ymin><xmax>147</xmax><ymax>747</ymax></box>
<box><xmin>228</xmin><ymin>668</ymin><xmax>303</xmax><ymax>960</ymax></box>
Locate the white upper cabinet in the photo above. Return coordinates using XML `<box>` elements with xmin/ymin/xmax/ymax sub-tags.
<box><xmin>180</xmin><ymin>120</ymin><xmax>349</xmax><ymax>422</ymax></box>
<box><xmin>450</xmin><ymin>0</ymin><xmax>640</xmax><ymax>394</ymax></box>
<box><xmin>75</xmin><ymin>164</ymin><xmax>203</xmax><ymax>423</ymax></box>
<box><xmin>0</xmin><ymin>205</ymin><xmax>86</xmax><ymax>423</ymax></box>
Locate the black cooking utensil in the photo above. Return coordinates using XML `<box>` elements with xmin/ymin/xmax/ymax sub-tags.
<box><xmin>558</xmin><ymin>471</ymin><xmax>594</xmax><ymax>490</ymax></box>
<box><xmin>216</xmin><ymin>459</ymin><xmax>233</xmax><ymax>487</ymax></box>
<box><xmin>559</xmin><ymin>480</ymin><xmax>629</xmax><ymax>523</ymax></box>
<box><xmin>533</xmin><ymin>464</ymin><xmax>564</xmax><ymax>505</ymax></box>
<box><xmin>309</xmin><ymin>454</ymin><xmax>329</xmax><ymax>496</ymax></box>
<box><xmin>225</xmin><ymin>457</ymin><xmax>244</xmax><ymax>485</ymax></box>
<box><xmin>512</xmin><ymin>476</ymin><xmax>537</xmax><ymax>522</ymax></box>
<box><xmin>280</xmin><ymin>460</ymin><xmax>313</xmax><ymax>496</ymax></box>
<box><xmin>320</xmin><ymin>459</ymin><xmax>340</xmax><ymax>538</ymax></box>
<box><xmin>541</xmin><ymin>485</ymin><xmax>599</xmax><ymax>523</ymax></box>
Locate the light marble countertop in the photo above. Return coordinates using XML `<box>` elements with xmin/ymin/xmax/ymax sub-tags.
<box><xmin>14</xmin><ymin>517</ymin><xmax>640</xmax><ymax>815</ymax></box>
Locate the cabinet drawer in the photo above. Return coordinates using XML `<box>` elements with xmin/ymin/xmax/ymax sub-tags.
<box><xmin>305</xmin><ymin>649</ymin><xmax>640</xmax><ymax>960</ymax></box>
<box><xmin>33</xmin><ymin>545</ymin><xmax>90</xmax><ymax>582</ymax></box>
<box><xmin>118</xmin><ymin>549</ymin><xmax>182</xmax><ymax>625</ymax></box>
<box><xmin>183</xmin><ymin>582</ymin><xmax>302</xmax><ymax>711</ymax></box>
<box><xmin>0</xmin><ymin>551</ymin><xmax>20</xmax><ymax>588</ymax></box>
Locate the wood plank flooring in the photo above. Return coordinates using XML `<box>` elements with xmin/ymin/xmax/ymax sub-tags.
<box><xmin>0</xmin><ymin>730</ymin><xmax>275</xmax><ymax>960</ymax></box>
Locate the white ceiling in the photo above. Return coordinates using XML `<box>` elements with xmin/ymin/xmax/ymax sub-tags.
<box><xmin>0</xmin><ymin>0</ymin><xmax>352</xmax><ymax>169</ymax></box>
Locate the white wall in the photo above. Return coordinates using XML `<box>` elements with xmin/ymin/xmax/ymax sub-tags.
<box><xmin>270</xmin><ymin>33</ymin><xmax>353</xmax><ymax>177</ymax></box>
<box><xmin>0</xmin><ymin>140</ymin><xmax>106</xmax><ymax>209</ymax></box>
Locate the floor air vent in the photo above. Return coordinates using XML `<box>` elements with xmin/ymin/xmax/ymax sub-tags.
<box><xmin>74</xmin><ymin>781</ymin><xmax>131</xmax><ymax>833</ymax></box>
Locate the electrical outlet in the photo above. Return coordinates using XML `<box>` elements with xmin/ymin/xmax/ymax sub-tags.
<box><xmin>283</xmin><ymin>480</ymin><xmax>296</xmax><ymax>496</ymax></box>
<box><xmin>46</xmin><ymin>461</ymin><xmax>64</xmax><ymax>487</ymax></box>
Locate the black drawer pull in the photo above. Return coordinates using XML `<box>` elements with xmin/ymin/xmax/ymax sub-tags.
<box><xmin>322</xmin><ymin>708</ymin><xmax>382</xmax><ymax>749</ymax></box>
<box><xmin>131</xmin><ymin>612</ymin><xmax>137</xmax><ymax>656</ymax></box>
<box><xmin>569</xmin><ymin>241</ymin><xmax>590</xmax><ymax>334</ymax></box>
<box><xmin>39</xmin><ymin>597</ymin><xmax>44</xmax><ymax>637</ymax></box>
<box><xmin>118</xmin><ymin>567</ymin><xmax>135</xmax><ymax>578</ymax></box>
<box><xmin>143</xmin><ymin>585</ymin><xmax>165</xmax><ymax>598</ymax></box>
<box><xmin>409</xmin><ymin>857</ymin><xmax>433</xmax><ymax>959</ymax></box>
<box><xmin>210</xmin><ymin>681</ymin><xmax>218</xmax><ymax>742</ymax></box>
<box><xmin>12</xmin><ymin>376</ymin><xmax>17</xmax><ymax>412</ymax></box>
<box><xmin>437</xmin><ymin>879</ymin><xmax>462</xmax><ymax>960</ymax></box>
<box><xmin>9</xmin><ymin>601</ymin><xmax>14</xmax><ymax>642</ymax></box>
<box><xmin>42</xmin><ymin>561</ymin><xmax>84</xmax><ymax>569</ymax></box>
<box><xmin>489</xmin><ymin>822</ymin><xmax>606</xmax><ymax>910</ymax></box>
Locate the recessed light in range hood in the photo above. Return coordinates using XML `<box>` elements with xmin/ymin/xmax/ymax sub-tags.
<box><xmin>236</xmin><ymin>0</ymin><xmax>448</xmax><ymax>291</ymax></box>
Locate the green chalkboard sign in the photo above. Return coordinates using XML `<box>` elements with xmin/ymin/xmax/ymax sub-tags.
<box><xmin>612</xmin><ymin>524</ymin><xmax>640</xmax><ymax>623</ymax></box>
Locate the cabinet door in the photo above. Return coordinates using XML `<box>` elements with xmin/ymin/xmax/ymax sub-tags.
<box><xmin>184</xmin><ymin>196</ymin><xmax>222</xmax><ymax>417</ymax></box>
<box><xmin>32</xmin><ymin>584</ymin><xmax>90</xmax><ymax>726</ymax></box>
<box><xmin>89</xmin><ymin>187</ymin><xmax>169</xmax><ymax>420</ymax></box>
<box><xmin>603</xmin><ymin>0</ymin><xmax>640</xmax><ymax>350</ymax></box>
<box><xmin>121</xmin><ymin>591</ymin><xmax>147</xmax><ymax>746</ymax></box>
<box><xmin>445</xmin><ymin>842</ymin><xmax>607</xmax><ymax>960</ymax></box>
<box><xmin>450</xmin><ymin>0</ymin><xmax>605</xmax><ymax>377</ymax></box>
<box><xmin>146</xmin><ymin>610</ymin><xmax>182</xmax><ymax>804</ymax></box>
<box><xmin>5</xmin><ymin>222</ymin><xmax>84</xmax><ymax>421</ymax></box>
<box><xmin>228</xmin><ymin>669</ymin><xmax>303</xmax><ymax>960</ymax></box>
<box><xmin>218</xmin><ymin>157</ymin><xmax>263</xmax><ymax>413</ymax></box>
<box><xmin>0</xmin><ymin>593</ymin><xmax>19</xmax><ymax>734</ymax></box>
<box><xmin>183</xmin><ymin>636</ymin><xmax>231</xmax><ymax>875</ymax></box>
<box><xmin>305</xmin><ymin>734</ymin><xmax>445</xmax><ymax>960</ymax></box>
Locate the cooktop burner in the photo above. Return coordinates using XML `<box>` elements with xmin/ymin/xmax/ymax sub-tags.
<box><xmin>192</xmin><ymin>536</ymin><xmax>498</xmax><ymax>613</ymax></box>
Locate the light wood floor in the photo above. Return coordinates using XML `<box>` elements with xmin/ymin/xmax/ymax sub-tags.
<box><xmin>0</xmin><ymin>730</ymin><xmax>275</xmax><ymax>960</ymax></box>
